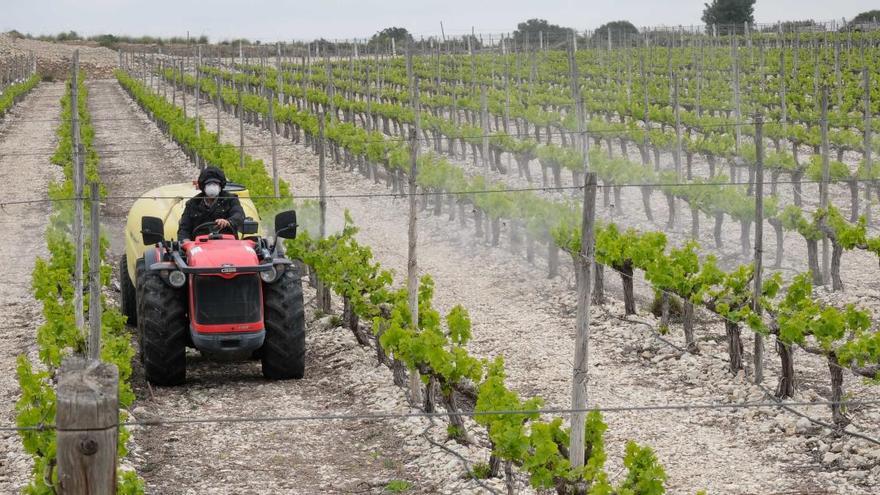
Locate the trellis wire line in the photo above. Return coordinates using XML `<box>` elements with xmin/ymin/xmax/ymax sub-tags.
<box><xmin>3</xmin><ymin>398</ymin><xmax>880</xmax><ymax>433</ymax></box>
<box><xmin>0</xmin><ymin>121</ymin><xmax>824</xmax><ymax>157</ymax></box>
<box><xmin>0</xmin><ymin>177</ymin><xmax>878</xmax><ymax>208</ymax></box>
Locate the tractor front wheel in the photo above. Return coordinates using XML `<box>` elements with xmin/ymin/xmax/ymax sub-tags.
<box><xmin>138</xmin><ymin>268</ymin><xmax>187</xmax><ymax>386</ymax></box>
<box><xmin>261</xmin><ymin>267</ymin><xmax>305</xmax><ymax>379</ymax></box>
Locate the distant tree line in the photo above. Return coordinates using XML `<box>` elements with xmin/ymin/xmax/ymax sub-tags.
<box><xmin>6</xmin><ymin>30</ymin><xmax>209</xmax><ymax>48</ymax></box>
<box><xmin>9</xmin><ymin>6</ymin><xmax>880</xmax><ymax>55</ymax></box>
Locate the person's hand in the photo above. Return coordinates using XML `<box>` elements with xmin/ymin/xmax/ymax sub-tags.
<box><xmin>215</xmin><ymin>218</ymin><xmax>231</xmax><ymax>229</ymax></box>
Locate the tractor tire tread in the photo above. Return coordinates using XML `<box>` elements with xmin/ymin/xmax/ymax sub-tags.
<box><xmin>261</xmin><ymin>268</ymin><xmax>305</xmax><ymax>379</ymax></box>
<box><xmin>138</xmin><ymin>269</ymin><xmax>187</xmax><ymax>386</ymax></box>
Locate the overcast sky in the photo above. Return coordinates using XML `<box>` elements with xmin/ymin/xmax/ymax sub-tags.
<box><xmin>3</xmin><ymin>1</ymin><xmax>877</xmax><ymax>41</ymax></box>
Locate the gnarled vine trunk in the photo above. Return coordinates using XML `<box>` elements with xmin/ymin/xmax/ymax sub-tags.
<box><xmin>775</xmin><ymin>339</ymin><xmax>796</xmax><ymax>399</ymax></box>
<box><xmin>739</xmin><ymin>220</ymin><xmax>751</xmax><ymax>257</ymax></box>
<box><xmin>592</xmin><ymin>263</ymin><xmax>605</xmax><ymax>305</ymax></box>
<box><xmin>713</xmin><ymin>212</ymin><xmax>724</xmax><ymax>248</ymax></box>
<box><xmin>548</xmin><ymin>241</ymin><xmax>559</xmax><ymax>278</ymax></box>
<box><xmin>641</xmin><ymin>186</ymin><xmax>654</xmax><ymax>221</ymax></box>
<box><xmin>806</xmin><ymin>239</ymin><xmax>822</xmax><ymax>285</ymax></box>
<box><xmin>618</xmin><ymin>261</ymin><xmax>636</xmax><ymax>315</ymax></box>
<box><xmin>683</xmin><ymin>300</ymin><xmax>698</xmax><ymax>353</ymax></box>
<box><xmin>830</xmin><ymin>242</ymin><xmax>844</xmax><ymax>291</ymax></box>
<box><xmin>725</xmin><ymin>320</ymin><xmax>743</xmax><ymax>374</ymax></box>
<box><xmin>665</xmin><ymin>193</ymin><xmax>676</xmax><ymax>230</ymax></box>
<box><xmin>770</xmin><ymin>218</ymin><xmax>784</xmax><ymax>268</ymax></box>
<box><xmin>828</xmin><ymin>354</ymin><xmax>849</xmax><ymax>427</ymax></box>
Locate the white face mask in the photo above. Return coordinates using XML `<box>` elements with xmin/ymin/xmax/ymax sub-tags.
<box><xmin>205</xmin><ymin>183</ymin><xmax>221</xmax><ymax>198</ymax></box>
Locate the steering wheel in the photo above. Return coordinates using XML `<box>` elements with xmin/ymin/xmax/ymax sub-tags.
<box><xmin>192</xmin><ymin>221</ymin><xmax>235</xmax><ymax>238</ymax></box>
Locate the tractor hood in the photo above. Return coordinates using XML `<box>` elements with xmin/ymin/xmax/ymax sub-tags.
<box><xmin>185</xmin><ymin>238</ymin><xmax>261</xmax><ymax>271</ymax></box>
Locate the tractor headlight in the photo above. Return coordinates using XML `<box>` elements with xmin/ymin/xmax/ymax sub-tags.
<box><xmin>260</xmin><ymin>265</ymin><xmax>278</xmax><ymax>283</ymax></box>
<box><xmin>168</xmin><ymin>270</ymin><xmax>186</xmax><ymax>288</ymax></box>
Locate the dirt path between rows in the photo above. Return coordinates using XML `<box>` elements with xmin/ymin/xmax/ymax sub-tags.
<box><xmin>177</xmin><ymin>85</ymin><xmax>880</xmax><ymax>494</ymax></box>
<box><xmin>0</xmin><ymin>82</ymin><xmax>64</xmax><ymax>493</ymax></box>
<box><xmin>94</xmin><ymin>79</ymin><xmax>498</xmax><ymax>494</ymax></box>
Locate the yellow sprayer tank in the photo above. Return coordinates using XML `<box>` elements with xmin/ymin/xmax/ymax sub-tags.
<box><xmin>123</xmin><ymin>182</ymin><xmax>261</xmax><ymax>282</ymax></box>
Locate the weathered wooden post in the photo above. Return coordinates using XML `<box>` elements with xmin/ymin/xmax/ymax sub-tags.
<box><xmin>88</xmin><ymin>182</ymin><xmax>102</xmax><ymax>360</ymax></box>
<box><xmin>269</xmin><ymin>89</ymin><xmax>279</xmax><ymax>198</ymax></box>
<box><xmin>753</xmin><ymin>114</ymin><xmax>765</xmax><ymax>384</ymax></box>
<box><xmin>865</xmin><ymin>68</ymin><xmax>873</xmax><ymax>227</ymax></box>
<box><xmin>215</xmin><ymin>76</ymin><xmax>221</xmax><ymax>138</ymax></box>
<box><xmin>57</xmin><ymin>357</ymin><xmax>118</xmax><ymax>494</ymax></box>
<box><xmin>570</xmin><ymin>172</ymin><xmax>597</xmax><ymax>473</ymax></box>
<box><xmin>195</xmin><ymin>46</ymin><xmax>202</xmax><ymax>169</ymax></box>
<box><xmin>820</xmin><ymin>88</ymin><xmax>830</xmax><ymax>285</ymax></box>
<box><xmin>316</xmin><ymin>113</ymin><xmax>331</xmax><ymax>312</ymax></box>
<box><xmin>238</xmin><ymin>82</ymin><xmax>244</xmax><ymax>169</ymax></box>
<box><xmin>406</xmin><ymin>46</ymin><xmax>423</xmax><ymax>407</ymax></box>
<box><xmin>72</xmin><ymin>51</ymin><xmax>85</xmax><ymax>336</ymax></box>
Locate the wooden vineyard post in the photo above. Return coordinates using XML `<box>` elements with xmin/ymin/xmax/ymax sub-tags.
<box><xmin>568</xmin><ymin>44</ymin><xmax>584</xmax><ymax>172</ymax></box>
<box><xmin>316</xmin><ymin>114</ymin><xmax>331</xmax><ymax>312</ymax></box>
<box><xmin>215</xmin><ymin>76</ymin><xmax>221</xmax><ymax>138</ymax></box>
<box><xmin>276</xmin><ymin>42</ymin><xmax>284</xmax><ymax>105</ymax></box>
<box><xmin>269</xmin><ymin>89</ymin><xmax>279</xmax><ymax>198</ymax></box>
<box><xmin>72</xmin><ymin>51</ymin><xmax>85</xmax><ymax>336</ymax></box>
<box><xmin>640</xmin><ymin>45</ymin><xmax>654</xmax><ymax>172</ymax></box>
<box><xmin>780</xmin><ymin>45</ymin><xmax>788</xmax><ymax>138</ymax></box>
<box><xmin>326</xmin><ymin>61</ymin><xmax>336</xmax><ymax>123</ymax></box>
<box><xmin>480</xmin><ymin>84</ymin><xmax>489</xmax><ymax>173</ymax></box>
<box><xmin>672</xmin><ymin>73</ymin><xmax>682</xmax><ymax>231</ymax></box>
<box><xmin>318</xmin><ymin>113</ymin><xmax>327</xmax><ymax>241</ymax></box>
<box><xmin>365</xmin><ymin>64</ymin><xmax>373</xmax><ymax>133</ymax></box>
<box><xmin>834</xmin><ymin>40</ymin><xmax>842</xmax><ymax>108</ymax></box>
<box><xmin>195</xmin><ymin>47</ymin><xmax>202</xmax><ymax>169</ymax></box>
<box><xmin>406</xmin><ymin>45</ymin><xmax>423</xmax><ymax>407</ymax></box>
<box><xmin>865</xmin><ymin>68</ymin><xmax>873</xmax><ymax>227</ymax></box>
<box><xmin>732</xmin><ymin>36</ymin><xmax>742</xmax><ymax>158</ymax></box>
<box><xmin>570</xmin><ymin>172</ymin><xmax>597</xmax><ymax>473</ymax></box>
<box><xmin>180</xmin><ymin>60</ymin><xmax>187</xmax><ymax>119</ymax></box>
<box><xmin>696</xmin><ymin>39</ymin><xmax>703</xmax><ymax>117</ymax></box>
<box><xmin>238</xmin><ymin>83</ymin><xmax>245</xmax><ymax>169</ymax></box>
<box><xmin>820</xmin><ymin>88</ymin><xmax>830</xmax><ymax>285</ymax></box>
<box><xmin>753</xmin><ymin>114</ymin><xmax>765</xmax><ymax>384</ymax></box>
<box><xmin>172</xmin><ymin>57</ymin><xmax>177</xmax><ymax>107</ymax></box>
<box><xmin>159</xmin><ymin>60</ymin><xmax>166</xmax><ymax>99</ymax></box>
<box><xmin>56</xmin><ymin>357</ymin><xmax>118</xmax><ymax>494</ymax></box>
<box><xmin>88</xmin><ymin>182</ymin><xmax>102</xmax><ymax>360</ymax></box>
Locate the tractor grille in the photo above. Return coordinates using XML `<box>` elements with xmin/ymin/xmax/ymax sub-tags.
<box><xmin>193</xmin><ymin>274</ymin><xmax>261</xmax><ymax>325</ymax></box>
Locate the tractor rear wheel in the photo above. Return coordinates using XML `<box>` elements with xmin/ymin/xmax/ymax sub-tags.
<box><xmin>119</xmin><ymin>254</ymin><xmax>138</xmax><ymax>326</ymax></box>
<box><xmin>261</xmin><ymin>267</ymin><xmax>305</xmax><ymax>379</ymax></box>
<box><xmin>138</xmin><ymin>268</ymin><xmax>187</xmax><ymax>386</ymax></box>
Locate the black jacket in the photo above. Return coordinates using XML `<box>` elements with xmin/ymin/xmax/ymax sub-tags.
<box><xmin>176</xmin><ymin>191</ymin><xmax>245</xmax><ymax>241</ymax></box>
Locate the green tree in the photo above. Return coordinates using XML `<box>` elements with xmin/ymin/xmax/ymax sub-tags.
<box><xmin>512</xmin><ymin>19</ymin><xmax>573</xmax><ymax>46</ymax></box>
<box><xmin>850</xmin><ymin>10</ymin><xmax>880</xmax><ymax>26</ymax></box>
<box><xmin>591</xmin><ymin>21</ymin><xmax>639</xmax><ymax>46</ymax></box>
<box><xmin>368</xmin><ymin>27</ymin><xmax>413</xmax><ymax>48</ymax></box>
<box><xmin>701</xmin><ymin>0</ymin><xmax>756</xmax><ymax>34</ymax></box>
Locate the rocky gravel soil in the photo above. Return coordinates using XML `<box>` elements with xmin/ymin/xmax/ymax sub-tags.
<box><xmin>1</xmin><ymin>33</ymin><xmax>118</xmax><ymax>79</ymax></box>
<box><xmin>3</xmin><ymin>69</ymin><xmax>878</xmax><ymax>493</ymax></box>
<box><xmin>0</xmin><ymin>82</ymin><xmax>64</xmax><ymax>493</ymax></box>
<box><xmin>176</xmin><ymin>81</ymin><xmax>880</xmax><ymax>494</ymax></box>
<box><xmin>90</xmin><ymin>79</ymin><xmax>499</xmax><ymax>494</ymax></box>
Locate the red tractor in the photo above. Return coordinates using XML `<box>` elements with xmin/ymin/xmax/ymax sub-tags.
<box><xmin>121</xmin><ymin>183</ymin><xmax>304</xmax><ymax>386</ymax></box>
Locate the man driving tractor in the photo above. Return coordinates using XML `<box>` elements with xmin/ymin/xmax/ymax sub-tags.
<box><xmin>177</xmin><ymin>166</ymin><xmax>245</xmax><ymax>242</ymax></box>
